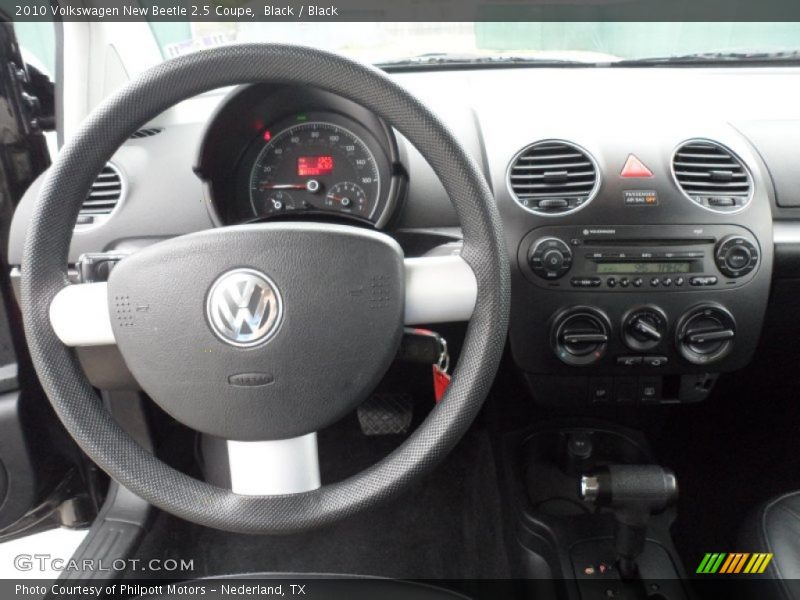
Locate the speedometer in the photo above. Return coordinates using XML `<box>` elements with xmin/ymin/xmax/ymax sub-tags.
<box><xmin>249</xmin><ymin>121</ymin><xmax>381</xmax><ymax>219</ymax></box>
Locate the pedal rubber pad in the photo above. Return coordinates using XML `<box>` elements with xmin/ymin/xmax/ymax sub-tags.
<box><xmin>357</xmin><ymin>393</ymin><xmax>413</xmax><ymax>435</ymax></box>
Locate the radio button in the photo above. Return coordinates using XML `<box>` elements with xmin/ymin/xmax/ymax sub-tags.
<box><xmin>619</xmin><ymin>278</ymin><xmax>630</xmax><ymax>288</ymax></box>
<box><xmin>571</xmin><ymin>277</ymin><xmax>602</xmax><ymax>288</ymax></box>
<box><xmin>529</xmin><ymin>237</ymin><xmax>573</xmax><ymax>280</ymax></box>
<box><xmin>662</xmin><ymin>278</ymin><xmax>673</xmax><ymax>287</ymax></box>
<box><xmin>542</xmin><ymin>249</ymin><xmax>566</xmax><ymax>271</ymax></box>
<box><xmin>725</xmin><ymin>246</ymin><xmax>751</xmax><ymax>269</ymax></box>
<box><xmin>607</xmin><ymin>277</ymin><xmax>617</xmax><ymax>288</ymax></box>
<box><xmin>674</xmin><ymin>277</ymin><xmax>685</xmax><ymax>286</ymax></box>
<box><xmin>715</xmin><ymin>236</ymin><xmax>758</xmax><ymax>278</ymax></box>
<box><xmin>633</xmin><ymin>277</ymin><xmax>644</xmax><ymax>288</ymax></box>
<box><xmin>690</xmin><ymin>276</ymin><xmax>718</xmax><ymax>286</ymax></box>
<box><xmin>650</xmin><ymin>277</ymin><xmax>660</xmax><ymax>287</ymax></box>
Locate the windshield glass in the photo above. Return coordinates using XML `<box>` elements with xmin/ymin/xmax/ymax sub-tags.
<box><xmin>149</xmin><ymin>22</ymin><xmax>800</xmax><ymax>64</ymax></box>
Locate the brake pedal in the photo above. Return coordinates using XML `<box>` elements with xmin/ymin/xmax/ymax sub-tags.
<box><xmin>357</xmin><ymin>393</ymin><xmax>413</xmax><ymax>435</ymax></box>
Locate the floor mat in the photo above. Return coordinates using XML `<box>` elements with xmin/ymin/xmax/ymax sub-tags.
<box><xmin>128</xmin><ymin>419</ymin><xmax>510</xmax><ymax>580</ymax></box>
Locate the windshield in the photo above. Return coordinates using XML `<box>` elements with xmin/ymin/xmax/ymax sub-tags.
<box><xmin>149</xmin><ymin>22</ymin><xmax>800</xmax><ymax>64</ymax></box>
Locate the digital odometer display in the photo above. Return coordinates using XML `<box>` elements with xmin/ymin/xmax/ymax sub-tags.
<box><xmin>249</xmin><ymin>120</ymin><xmax>381</xmax><ymax>219</ymax></box>
<box><xmin>297</xmin><ymin>155</ymin><xmax>334</xmax><ymax>177</ymax></box>
<box><xmin>596</xmin><ymin>262</ymin><xmax>692</xmax><ymax>274</ymax></box>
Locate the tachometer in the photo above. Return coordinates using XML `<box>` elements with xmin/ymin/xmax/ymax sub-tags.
<box><xmin>325</xmin><ymin>182</ymin><xmax>367</xmax><ymax>212</ymax></box>
<box><xmin>249</xmin><ymin>121</ymin><xmax>381</xmax><ymax>219</ymax></box>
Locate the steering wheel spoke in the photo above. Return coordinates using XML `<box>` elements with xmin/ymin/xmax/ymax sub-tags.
<box><xmin>49</xmin><ymin>256</ymin><xmax>477</xmax><ymax>347</ymax></box>
<box><xmin>226</xmin><ymin>434</ymin><xmax>321</xmax><ymax>495</ymax></box>
<box><xmin>49</xmin><ymin>281</ymin><xmax>116</xmax><ymax>346</ymax></box>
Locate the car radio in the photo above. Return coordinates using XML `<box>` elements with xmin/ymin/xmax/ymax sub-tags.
<box><xmin>518</xmin><ymin>224</ymin><xmax>760</xmax><ymax>292</ymax></box>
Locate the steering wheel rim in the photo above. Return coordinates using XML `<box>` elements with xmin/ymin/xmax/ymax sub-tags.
<box><xmin>20</xmin><ymin>44</ymin><xmax>510</xmax><ymax>534</ymax></box>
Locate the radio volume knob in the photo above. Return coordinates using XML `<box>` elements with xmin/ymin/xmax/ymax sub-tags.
<box><xmin>715</xmin><ymin>236</ymin><xmax>758</xmax><ymax>278</ymax></box>
<box><xmin>528</xmin><ymin>237</ymin><xmax>573</xmax><ymax>280</ymax></box>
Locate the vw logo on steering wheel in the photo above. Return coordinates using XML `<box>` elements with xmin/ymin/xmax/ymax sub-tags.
<box><xmin>206</xmin><ymin>268</ymin><xmax>283</xmax><ymax>347</ymax></box>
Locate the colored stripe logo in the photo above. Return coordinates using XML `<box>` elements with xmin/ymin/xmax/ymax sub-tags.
<box><xmin>696</xmin><ymin>553</ymin><xmax>773</xmax><ymax>574</ymax></box>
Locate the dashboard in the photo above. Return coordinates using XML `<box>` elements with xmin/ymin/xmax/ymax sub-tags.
<box><xmin>9</xmin><ymin>65</ymin><xmax>800</xmax><ymax>404</ymax></box>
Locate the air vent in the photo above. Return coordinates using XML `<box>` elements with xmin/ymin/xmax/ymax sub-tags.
<box><xmin>672</xmin><ymin>140</ymin><xmax>752</xmax><ymax>212</ymax></box>
<box><xmin>130</xmin><ymin>127</ymin><xmax>163</xmax><ymax>139</ymax></box>
<box><xmin>508</xmin><ymin>140</ymin><xmax>599</xmax><ymax>215</ymax></box>
<box><xmin>76</xmin><ymin>164</ymin><xmax>123</xmax><ymax>228</ymax></box>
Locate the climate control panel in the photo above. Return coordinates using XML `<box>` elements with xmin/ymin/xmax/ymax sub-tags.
<box><xmin>551</xmin><ymin>303</ymin><xmax>737</xmax><ymax>370</ymax></box>
<box><xmin>509</xmin><ymin>218</ymin><xmax>771</xmax><ymax>403</ymax></box>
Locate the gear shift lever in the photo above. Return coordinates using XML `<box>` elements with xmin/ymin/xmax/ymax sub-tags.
<box><xmin>580</xmin><ymin>465</ymin><xmax>678</xmax><ymax>580</ymax></box>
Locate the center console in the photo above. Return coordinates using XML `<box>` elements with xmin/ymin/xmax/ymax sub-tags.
<box><xmin>491</xmin><ymin>128</ymin><xmax>774</xmax><ymax>406</ymax></box>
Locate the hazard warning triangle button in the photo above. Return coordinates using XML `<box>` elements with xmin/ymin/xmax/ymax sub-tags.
<box><xmin>620</xmin><ymin>154</ymin><xmax>653</xmax><ymax>178</ymax></box>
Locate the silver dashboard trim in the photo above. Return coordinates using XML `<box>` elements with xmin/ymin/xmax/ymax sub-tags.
<box><xmin>773</xmin><ymin>222</ymin><xmax>800</xmax><ymax>245</ymax></box>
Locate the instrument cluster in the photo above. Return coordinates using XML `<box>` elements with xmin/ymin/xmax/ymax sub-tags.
<box><xmin>197</xmin><ymin>85</ymin><xmax>402</xmax><ymax>228</ymax></box>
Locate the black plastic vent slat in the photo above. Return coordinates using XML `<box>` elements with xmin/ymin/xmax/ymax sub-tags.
<box><xmin>79</xmin><ymin>164</ymin><xmax>122</xmax><ymax>222</ymax></box>
<box><xmin>130</xmin><ymin>127</ymin><xmax>163</xmax><ymax>139</ymax></box>
<box><xmin>508</xmin><ymin>141</ymin><xmax>597</xmax><ymax>214</ymax></box>
<box><xmin>673</xmin><ymin>161</ymin><xmax>743</xmax><ymax>170</ymax></box>
<box><xmin>510</xmin><ymin>170</ymin><xmax>596</xmax><ymax>180</ymax></box>
<box><xmin>513</xmin><ymin>161</ymin><xmax>592</xmax><ymax>171</ymax></box>
<box><xmin>511</xmin><ymin>180</ymin><xmax>595</xmax><ymax>190</ymax></box>
<box><xmin>672</xmin><ymin>141</ymin><xmax>751</xmax><ymax>208</ymax></box>
<box><xmin>673</xmin><ymin>171</ymin><xmax>747</xmax><ymax>179</ymax></box>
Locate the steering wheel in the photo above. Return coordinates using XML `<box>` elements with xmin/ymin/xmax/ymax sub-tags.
<box><xmin>20</xmin><ymin>45</ymin><xmax>509</xmax><ymax>534</ymax></box>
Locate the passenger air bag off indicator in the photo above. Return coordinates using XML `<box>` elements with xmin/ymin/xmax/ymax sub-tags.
<box><xmin>624</xmin><ymin>190</ymin><xmax>659</xmax><ymax>207</ymax></box>
<box><xmin>621</xmin><ymin>154</ymin><xmax>654</xmax><ymax>178</ymax></box>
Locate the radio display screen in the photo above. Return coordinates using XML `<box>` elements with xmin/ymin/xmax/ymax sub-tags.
<box><xmin>596</xmin><ymin>262</ymin><xmax>692</xmax><ymax>274</ymax></box>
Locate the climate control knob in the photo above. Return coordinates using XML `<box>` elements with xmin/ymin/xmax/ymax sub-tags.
<box><xmin>622</xmin><ymin>306</ymin><xmax>667</xmax><ymax>351</ymax></box>
<box><xmin>714</xmin><ymin>236</ymin><xmax>758</xmax><ymax>278</ymax></box>
<box><xmin>675</xmin><ymin>304</ymin><xmax>736</xmax><ymax>365</ymax></box>
<box><xmin>551</xmin><ymin>307</ymin><xmax>611</xmax><ymax>366</ymax></box>
<box><xmin>529</xmin><ymin>237</ymin><xmax>573</xmax><ymax>280</ymax></box>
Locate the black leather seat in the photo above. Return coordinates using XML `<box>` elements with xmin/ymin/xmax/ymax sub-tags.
<box><xmin>136</xmin><ymin>574</ymin><xmax>471</xmax><ymax>600</ymax></box>
<box><xmin>739</xmin><ymin>491</ymin><xmax>800</xmax><ymax>599</ymax></box>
